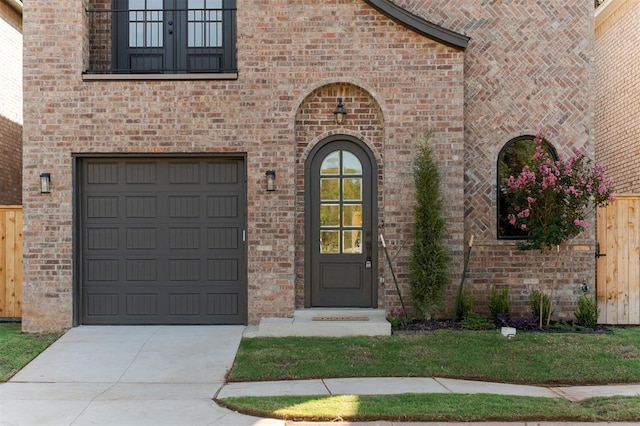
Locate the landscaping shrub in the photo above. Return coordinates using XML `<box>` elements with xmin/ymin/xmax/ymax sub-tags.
<box><xmin>488</xmin><ymin>284</ymin><xmax>511</xmax><ymax>319</ymax></box>
<box><xmin>456</xmin><ymin>292</ymin><xmax>475</xmax><ymax>320</ymax></box>
<box><xmin>460</xmin><ymin>313</ymin><xmax>496</xmax><ymax>330</ymax></box>
<box><xmin>529</xmin><ymin>290</ymin><xmax>553</xmax><ymax>323</ymax></box>
<box><xmin>409</xmin><ymin>132</ymin><xmax>450</xmax><ymax>319</ymax></box>
<box><xmin>575</xmin><ymin>294</ymin><xmax>599</xmax><ymax>328</ymax></box>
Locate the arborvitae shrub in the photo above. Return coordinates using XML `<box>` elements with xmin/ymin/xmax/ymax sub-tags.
<box><xmin>409</xmin><ymin>133</ymin><xmax>450</xmax><ymax>319</ymax></box>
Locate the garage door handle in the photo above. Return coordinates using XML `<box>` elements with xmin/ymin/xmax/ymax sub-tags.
<box><xmin>595</xmin><ymin>243</ymin><xmax>606</xmax><ymax>258</ymax></box>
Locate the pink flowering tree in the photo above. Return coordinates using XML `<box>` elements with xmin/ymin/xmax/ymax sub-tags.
<box><xmin>504</xmin><ymin>130</ymin><xmax>615</xmax><ymax>326</ymax></box>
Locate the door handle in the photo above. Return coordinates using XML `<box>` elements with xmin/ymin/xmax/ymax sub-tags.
<box><xmin>365</xmin><ymin>241</ymin><xmax>372</xmax><ymax>268</ymax></box>
<box><xmin>595</xmin><ymin>242</ymin><xmax>606</xmax><ymax>259</ymax></box>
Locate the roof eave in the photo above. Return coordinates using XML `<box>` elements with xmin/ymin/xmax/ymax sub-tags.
<box><xmin>364</xmin><ymin>0</ymin><xmax>469</xmax><ymax>50</ymax></box>
<box><xmin>5</xmin><ymin>0</ymin><xmax>23</xmax><ymax>14</ymax></box>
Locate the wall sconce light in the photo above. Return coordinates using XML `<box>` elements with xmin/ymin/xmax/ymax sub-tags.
<box><xmin>333</xmin><ymin>98</ymin><xmax>347</xmax><ymax>124</ymax></box>
<box><xmin>266</xmin><ymin>170</ymin><xmax>276</xmax><ymax>191</ymax></box>
<box><xmin>40</xmin><ymin>173</ymin><xmax>51</xmax><ymax>194</ymax></box>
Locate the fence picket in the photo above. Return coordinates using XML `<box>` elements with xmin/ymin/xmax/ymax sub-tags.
<box><xmin>0</xmin><ymin>206</ymin><xmax>22</xmax><ymax>318</ymax></box>
<box><xmin>597</xmin><ymin>196</ymin><xmax>640</xmax><ymax>325</ymax></box>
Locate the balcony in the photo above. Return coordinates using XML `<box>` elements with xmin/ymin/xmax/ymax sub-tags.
<box><xmin>85</xmin><ymin>1</ymin><xmax>237</xmax><ymax>80</ymax></box>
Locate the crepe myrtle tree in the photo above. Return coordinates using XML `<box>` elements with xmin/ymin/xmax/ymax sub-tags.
<box><xmin>504</xmin><ymin>130</ymin><xmax>615</xmax><ymax>327</ymax></box>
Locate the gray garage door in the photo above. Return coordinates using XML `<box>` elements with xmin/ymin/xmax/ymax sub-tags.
<box><xmin>79</xmin><ymin>157</ymin><xmax>246</xmax><ymax>325</ymax></box>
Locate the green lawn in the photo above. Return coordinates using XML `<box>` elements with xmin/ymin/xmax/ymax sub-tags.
<box><xmin>0</xmin><ymin>323</ymin><xmax>61</xmax><ymax>382</ymax></box>
<box><xmin>221</xmin><ymin>327</ymin><xmax>640</xmax><ymax>422</ymax></box>
<box><xmin>228</xmin><ymin>327</ymin><xmax>640</xmax><ymax>385</ymax></box>
<box><xmin>219</xmin><ymin>394</ymin><xmax>640</xmax><ymax>423</ymax></box>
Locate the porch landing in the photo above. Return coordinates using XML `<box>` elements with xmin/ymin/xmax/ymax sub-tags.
<box><xmin>244</xmin><ymin>309</ymin><xmax>391</xmax><ymax>337</ymax></box>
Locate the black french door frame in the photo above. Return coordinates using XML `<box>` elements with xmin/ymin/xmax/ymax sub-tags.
<box><xmin>112</xmin><ymin>0</ymin><xmax>236</xmax><ymax>73</ymax></box>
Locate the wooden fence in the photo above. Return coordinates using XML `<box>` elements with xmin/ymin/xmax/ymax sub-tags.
<box><xmin>597</xmin><ymin>195</ymin><xmax>640</xmax><ymax>324</ymax></box>
<box><xmin>0</xmin><ymin>206</ymin><xmax>22</xmax><ymax>318</ymax></box>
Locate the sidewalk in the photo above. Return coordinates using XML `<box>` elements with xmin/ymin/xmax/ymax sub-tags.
<box><xmin>219</xmin><ymin>377</ymin><xmax>640</xmax><ymax>426</ymax></box>
<box><xmin>218</xmin><ymin>376</ymin><xmax>640</xmax><ymax>402</ymax></box>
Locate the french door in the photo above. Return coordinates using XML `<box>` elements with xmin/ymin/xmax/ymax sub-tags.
<box><xmin>113</xmin><ymin>0</ymin><xmax>235</xmax><ymax>73</ymax></box>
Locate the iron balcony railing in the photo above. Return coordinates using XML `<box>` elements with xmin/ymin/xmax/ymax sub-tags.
<box><xmin>85</xmin><ymin>5</ymin><xmax>237</xmax><ymax>75</ymax></box>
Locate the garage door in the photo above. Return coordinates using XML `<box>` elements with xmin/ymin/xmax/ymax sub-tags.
<box><xmin>79</xmin><ymin>157</ymin><xmax>246</xmax><ymax>325</ymax></box>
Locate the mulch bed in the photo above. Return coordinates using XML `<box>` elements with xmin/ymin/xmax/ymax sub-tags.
<box><xmin>392</xmin><ymin>318</ymin><xmax>612</xmax><ymax>334</ymax></box>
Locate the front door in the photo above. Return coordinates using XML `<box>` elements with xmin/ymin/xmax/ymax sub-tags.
<box><xmin>306</xmin><ymin>137</ymin><xmax>377</xmax><ymax>307</ymax></box>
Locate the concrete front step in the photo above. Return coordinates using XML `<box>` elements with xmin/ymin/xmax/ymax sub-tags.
<box><xmin>246</xmin><ymin>309</ymin><xmax>391</xmax><ymax>337</ymax></box>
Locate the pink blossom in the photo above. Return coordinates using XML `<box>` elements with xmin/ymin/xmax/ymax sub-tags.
<box><xmin>517</xmin><ymin>208</ymin><xmax>530</xmax><ymax>219</ymax></box>
<box><xmin>573</xmin><ymin>218</ymin><xmax>587</xmax><ymax>228</ymax></box>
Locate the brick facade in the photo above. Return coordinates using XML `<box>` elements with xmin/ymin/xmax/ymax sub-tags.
<box><xmin>395</xmin><ymin>0</ymin><xmax>596</xmax><ymax>318</ymax></box>
<box><xmin>595</xmin><ymin>0</ymin><xmax>640</xmax><ymax>193</ymax></box>
<box><xmin>0</xmin><ymin>0</ymin><xmax>22</xmax><ymax>205</ymax></box>
<box><xmin>23</xmin><ymin>0</ymin><xmax>593</xmax><ymax>332</ymax></box>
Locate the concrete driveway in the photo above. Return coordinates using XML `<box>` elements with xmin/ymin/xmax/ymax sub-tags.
<box><xmin>0</xmin><ymin>326</ymin><xmax>283</xmax><ymax>426</ymax></box>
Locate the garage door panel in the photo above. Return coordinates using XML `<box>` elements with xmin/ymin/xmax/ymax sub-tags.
<box><xmin>126</xmin><ymin>228</ymin><xmax>158</xmax><ymax>250</ymax></box>
<box><xmin>208</xmin><ymin>162</ymin><xmax>239</xmax><ymax>184</ymax></box>
<box><xmin>126</xmin><ymin>196</ymin><xmax>158</xmax><ymax>218</ymax></box>
<box><xmin>207</xmin><ymin>293</ymin><xmax>239</xmax><ymax>315</ymax></box>
<box><xmin>207</xmin><ymin>195</ymin><xmax>239</xmax><ymax>218</ymax></box>
<box><xmin>168</xmin><ymin>259</ymin><xmax>201</xmax><ymax>281</ymax></box>
<box><xmin>86</xmin><ymin>258</ymin><xmax>119</xmax><ymax>281</ymax></box>
<box><xmin>87</xmin><ymin>162</ymin><xmax>119</xmax><ymax>185</ymax></box>
<box><xmin>80</xmin><ymin>158</ymin><xmax>246</xmax><ymax>325</ymax></box>
<box><xmin>86</xmin><ymin>293</ymin><xmax>120</xmax><ymax>316</ymax></box>
<box><xmin>87</xmin><ymin>196</ymin><xmax>119</xmax><ymax>218</ymax></box>
<box><xmin>207</xmin><ymin>227</ymin><xmax>239</xmax><ymax>249</ymax></box>
<box><xmin>169</xmin><ymin>196</ymin><xmax>201</xmax><ymax>218</ymax></box>
<box><xmin>168</xmin><ymin>162</ymin><xmax>201</xmax><ymax>184</ymax></box>
<box><xmin>168</xmin><ymin>227</ymin><xmax>202</xmax><ymax>249</ymax></box>
<box><xmin>87</xmin><ymin>228</ymin><xmax>120</xmax><ymax>250</ymax></box>
<box><xmin>126</xmin><ymin>162</ymin><xmax>158</xmax><ymax>184</ymax></box>
<box><xmin>208</xmin><ymin>258</ymin><xmax>238</xmax><ymax>281</ymax></box>
<box><xmin>126</xmin><ymin>293</ymin><xmax>158</xmax><ymax>316</ymax></box>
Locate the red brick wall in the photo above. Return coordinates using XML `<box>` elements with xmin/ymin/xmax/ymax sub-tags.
<box><xmin>22</xmin><ymin>0</ymin><xmax>592</xmax><ymax>331</ymax></box>
<box><xmin>595</xmin><ymin>0</ymin><xmax>640</xmax><ymax>193</ymax></box>
<box><xmin>0</xmin><ymin>116</ymin><xmax>21</xmax><ymax>205</ymax></box>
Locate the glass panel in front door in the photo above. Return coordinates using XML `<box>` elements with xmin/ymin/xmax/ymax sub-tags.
<box><xmin>319</xmin><ymin>150</ymin><xmax>364</xmax><ymax>255</ymax></box>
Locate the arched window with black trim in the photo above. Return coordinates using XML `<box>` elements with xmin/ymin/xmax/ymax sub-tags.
<box><xmin>497</xmin><ymin>135</ymin><xmax>557</xmax><ymax>239</ymax></box>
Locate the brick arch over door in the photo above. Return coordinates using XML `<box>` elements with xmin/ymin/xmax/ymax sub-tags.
<box><xmin>294</xmin><ymin>83</ymin><xmax>385</xmax><ymax>309</ymax></box>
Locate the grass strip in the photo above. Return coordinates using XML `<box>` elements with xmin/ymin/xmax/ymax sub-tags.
<box><xmin>229</xmin><ymin>327</ymin><xmax>640</xmax><ymax>385</ymax></box>
<box><xmin>0</xmin><ymin>323</ymin><xmax>61</xmax><ymax>382</ymax></box>
<box><xmin>218</xmin><ymin>394</ymin><xmax>640</xmax><ymax>422</ymax></box>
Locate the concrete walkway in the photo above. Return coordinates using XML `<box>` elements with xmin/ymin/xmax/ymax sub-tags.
<box><xmin>218</xmin><ymin>377</ymin><xmax>640</xmax><ymax>402</ymax></box>
<box><xmin>0</xmin><ymin>326</ymin><xmax>282</xmax><ymax>426</ymax></box>
<box><xmin>1</xmin><ymin>326</ymin><xmax>639</xmax><ymax>426</ymax></box>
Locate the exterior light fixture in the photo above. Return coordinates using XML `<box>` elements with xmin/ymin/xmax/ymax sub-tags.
<box><xmin>333</xmin><ymin>98</ymin><xmax>347</xmax><ymax>124</ymax></box>
<box><xmin>266</xmin><ymin>170</ymin><xmax>276</xmax><ymax>191</ymax></box>
<box><xmin>40</xmin><ymin>173</ymin><xmax>51</xmax><ymax>194</ymax></box>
